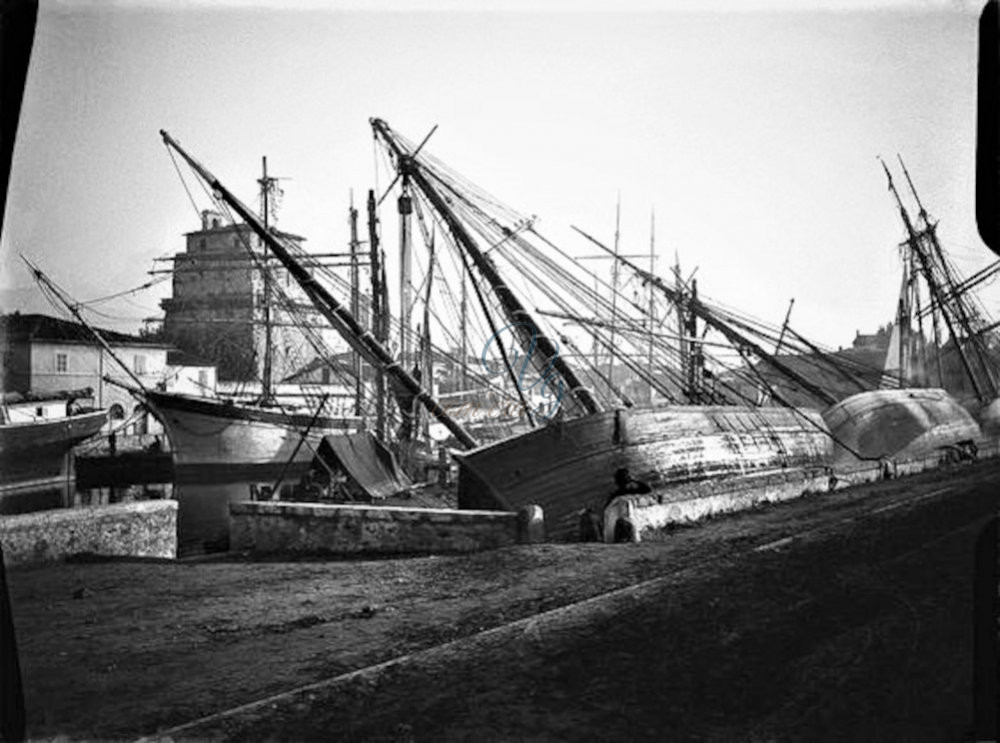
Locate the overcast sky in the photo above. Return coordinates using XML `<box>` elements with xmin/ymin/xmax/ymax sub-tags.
<box><xmin>0</xmin><ymin>0</ymin><xmax>990</xmax><ymax>350</ymax></box>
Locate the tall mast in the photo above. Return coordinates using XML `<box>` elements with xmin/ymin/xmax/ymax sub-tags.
<box><xmin>460</xmin><ymin>266</ymin><xmax>468</xmax><ymax>390</ymax></box>
<box><xmin>900</xmin><ymin>256</ymin><xmax>912</xmax><ymax>382</ymax></box>
<box><xmin>258</xmin><ymin>156</ymin><xmax>274</xmax><ymax>404</ymax></box>
<box><xmin>366</xmin><ymin>189</ymin><xmax>387</xmax><ymax>442</ymax></box>
<box><xmin>910</xmin><ymin>256</ymin><xmax>939</xmax><ymax>386</ymax></box>
<box><xmin>775</xmin><ymin>298</ymin><xmax>794</xmax><ymax>355</ymax></box>
<box><xmin>399</xmin><ymin>175</ymin><xmax>414</xmax><ymax>371</ymax></box>
<box><xmin>161</xmin><ymin>129</ymin><xmax>478</xmax><ymax>449</ymax></box>
<box><xmin>607</xmin><ymin>193</ymin><xmax>621</xmax><ymax>389</ymax></box>
<box><xmin>647</xmin><ymin>208</ymin><xmax>656</xmax><ymax>402</ymax></box>
<box><xmin>759</xmin><ymin>297</ymin><xmax>794</xmax><ymax>403</ymax></box>
<box><xmin>421</xmin><ymin>226</ymin><xmax>435</xmax><ymax>441</ymax></box>
<box><xmin>674</xmin><ymin>251</ymin><xmax>688</xmax><ymax>399</ymax></box>
<box><xmin>897</xmin><ymin>155</ymin><xmax>930</xmax><ymax>224</ymax></box>
<box><xmin>685</xmin><ymin>279</ymin><xmax>702</xmax><ymax>402</ymax></box>
<box><xmin>881</xmin><ymin>159</ymin><xmax>988</xmax><ymax>402</ymax></box>
<box><xmin>592</xmin><ymin>276</ymin><xmax>600</xmax><ymax>370</ymax></box>
<box><xmin>915</xmin><ymin>250</ymin><xmax>945</xmax><ymax>386</ymax></box>
<box><xmin>579</xmin><ymin>230</ymin><xmax>840</xmax><ymax>407</ymax></box>
<box><xmin>348</xmin><ymin>196</ymin><xmax>364</xmax><ymax>417</ymax></box>
<box><xmin>898</xmin><ymin>155</ymin><xmax>998</xmax><ymax>398</ymax></box>
<box><xmin>370</xmin><ymin>117</ymin><xmax>601</xmax><ymax>417</ymax></box>
<box><xmin>909</xmin><ymin>258</ymin><xmax>927</xmax><ymax>384</ymax></box>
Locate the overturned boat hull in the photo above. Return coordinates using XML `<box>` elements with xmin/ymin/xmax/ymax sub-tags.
<box><xmin>455</xmin><ymin>405</ymin><xmax>833</xmax><ymax>540</ymax></box>
<box><xmin>143</xmin><ymin>390</ymin><xmax>359</xmax><ymax>481</ymax></box>
<box><xmin>822</xmin><ymin>388</ymin><xmax>981</xmax><ymax>466</ymax></box>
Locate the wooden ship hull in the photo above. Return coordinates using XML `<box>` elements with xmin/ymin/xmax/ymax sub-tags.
<box><xmin>821</xmin><ymin>387</ymin><xmax>982</xmax><ymax>466</ymax></box>
<box><xmin>143</xmin><ymin>389</ymin><xmax>359</xmax><ymax>480</ymax></box>
<box><xmin>977</xmin><ymin>396</ymin><xmax>1000</xmax><ymax>437</ymax></box>
<box><xmin>456</xmin><ymin>405</ymin><xmax>833</xmax><ymax>540</ymax></box>
<box><xmin>0</xmin><ymin>409</ymin><xmax>107</xmax><ymax>494</ymax></box>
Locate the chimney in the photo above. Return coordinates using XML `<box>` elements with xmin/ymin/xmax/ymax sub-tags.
<box><xmin>201</xmin><ymin>209</ymin><xmax>224</xmax><ymax>231</ymax></box>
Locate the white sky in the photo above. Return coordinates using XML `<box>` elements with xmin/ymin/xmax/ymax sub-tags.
<box><xmin>0</xmin><ymin>0</ymin><xmax>992</xmax><ymax>350</ymax></box>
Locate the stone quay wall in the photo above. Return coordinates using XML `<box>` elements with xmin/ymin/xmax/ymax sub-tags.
<box><xmin>230</xmin><ymin>501</ymin><xmax>545</xmax><ymax>557</ymax></box>
<box><xmin>615</xmin><ymin>436</ymin><xmax>1000</xmax><ymax>542</ymax></box>
<box><xmin>0</xmin><ymin>500</ymin><xmax>177</xmax><ymax>568</ymax></box>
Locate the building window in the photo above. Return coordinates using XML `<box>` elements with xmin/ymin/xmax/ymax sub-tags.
<box><xmin>55</xmin><ymin>352</ymin><xmax>68</xmax><ymax>373</ymax></box>
<box><xmin>133</xmin><ymin>404</ymin><xmax>148</xmax><ymax>435</ymax></box>
<box><xmin>198</xmin><ymin>369</ymin><xmax>209</xmax><ymax>391</ymax></box>
<box><xmin>199</xmin><ymin>238</ymin><xmax>207</xmax><ymax>251</ymax></box>
<box><xmin>133</xmin><ymin>354</ymin><xmax>146</xmax><ymax>374</ymax></box>
<box><xmin>109</xmin><ymin>403</ymin><xmax>125</xmax><ymax>420</ymax></box>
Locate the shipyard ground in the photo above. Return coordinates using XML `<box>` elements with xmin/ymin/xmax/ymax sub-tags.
<box><xmin>7</xmin><ymin>460</ymin><xmax>1000</xmax><ymax>742</ymax></box>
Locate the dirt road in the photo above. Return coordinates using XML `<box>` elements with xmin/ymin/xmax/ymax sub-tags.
<box><xmin>7</xmin><ymin>460</ymin><xmax>999</xmax><ymax>741</ymax></box>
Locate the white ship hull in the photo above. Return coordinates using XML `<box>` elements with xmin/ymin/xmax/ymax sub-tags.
<box><xmin>144</xmin><ymin>390</ymin><xmax>359</xmax><ymax>480</ymax></box>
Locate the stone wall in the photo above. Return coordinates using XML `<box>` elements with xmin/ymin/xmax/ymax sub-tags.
<box><xmin>605</xmin><ymin>467</ymin><xmax>833</xmax><ymax>541</ymax></box>
<box><xmin>614</xmin><ymin>436</ymin><xmax>1000</xmax><ymax>542</ymax></box>
<box><xmin>230</xmin><ymin>501</ymin><xmax>544</xmax><ymax>557</ymax></box>
<box><xmin>0</xmin><ymin>500</ymin><xmax>177</xmax><ymax>568</ymax></box>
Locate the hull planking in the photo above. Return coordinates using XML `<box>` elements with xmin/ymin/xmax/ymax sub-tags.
<box><xmin>456</xmin><ymin>405</ymin><xmax>833</xmax><ymax>540</ymax></box>
<box><xmin>143</xmin><ymin>390</ymin><xmax>360</xmax><ymax>474</ymax></box>
<box><xmin>0</xmin><ymin>409</ymin><xmax>108</xmax><ymax>493</ymax></box>
<box><xmin>822</xmin><ymin>387</ymin><xmax>982</xmax><ymax>465</ymax></box>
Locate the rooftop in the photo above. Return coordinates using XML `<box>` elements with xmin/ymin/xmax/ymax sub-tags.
<box><xmin>0</xmin><ymin>312</ymin><xmax>171</xmax><ymax>348</ymax></box>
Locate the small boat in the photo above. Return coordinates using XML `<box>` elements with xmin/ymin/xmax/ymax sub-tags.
<box><xmin>0</xmin><ymin>388</ymin><xmax>107</xmax><ymax>499</ymax></box>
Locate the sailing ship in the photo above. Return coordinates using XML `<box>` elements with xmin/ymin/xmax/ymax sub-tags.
<box><xmin>133</xmin><ymin>387</ymin><xmax>357</xmax><ymax>479</ymax></box>
<box><xmin>158</xmin><ymin>128</ymin><xmax>481</xmax><ymax>457</ymax></box>
<box><xmin>0</xmin><ymin>387</ymin><xmax>107</xmax><ymax>500</ymax></box>
<box><xmin>819</xmin><ymin>157</ymin><xmax>991</xmax><ymax>465</ymax></box>
<box><xmin>165</xmin><ymin>123</ymin><xmax>989</xmax><ymax>542</ymax></box>
<box><xmin>366</xmin><ymin>118</ymin><xmax>836</xmax><ymax>539</ymax></box>
<box><xmin>159</xmin><ymin>133</ymin><xmax>564</xmax><ymax>504</ymax></box>
<box><xmin>23</xmin><ymin>247</ymin><xmax>359</xmax><ymax>483</ymax></box>
<box><xmin>121</xmin><ymin>158</ymin><xmax>362</xmax><ymax>480</ymax></box>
